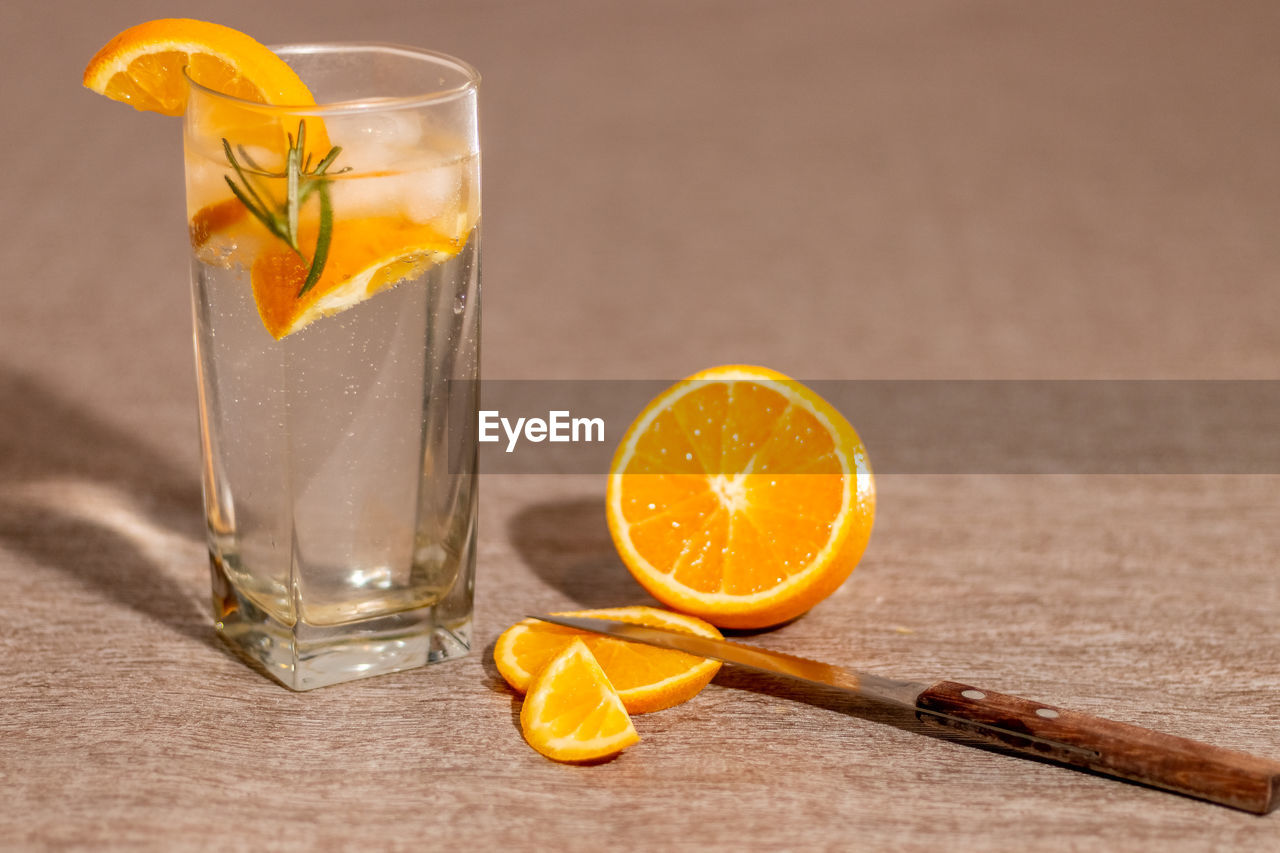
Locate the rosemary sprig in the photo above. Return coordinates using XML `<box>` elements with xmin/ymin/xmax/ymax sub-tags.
<box><xmin>222</xmin><ymin>120</ymin><xmax>348</xmax><ymax>297</ymax></box>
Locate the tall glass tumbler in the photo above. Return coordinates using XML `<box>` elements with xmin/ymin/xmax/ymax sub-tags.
<box><xmin>183</xmin><ymin>45</ymin><xmax>480</xmax><ymax>690</ymax></box>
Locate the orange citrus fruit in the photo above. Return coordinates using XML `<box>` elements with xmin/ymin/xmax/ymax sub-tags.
<box><xmin>191</xmin><ymin>203</ymin><xmax>473</xmax><ymax>339</ymax></box>
<box><xmin>82</xmin><ymin>18</ymin><xmax>316</xmax><ymax>115</ymax></box>
<box><xmin>606</xmin><ymin>365</ymin><xmax>875</xmax><ymax>629</ymax></box>
<box><xmin>249</xmin><ymin>216</ymin><xmax>467</xmax><ymax>339</ymax></box>
<box><xmin>86</xmin><ymin>19</ymin><xmax>477</xmax><ymax>341</ymax></box>
<box><xmin>495</xmin><ymin>606</ymin><xmax>722</xmax><ymax>714</ymax></box>
<box><xmin>520</xmin><ymin>639</ymin><xmax>640</xmax><ymax>763</ymax></box>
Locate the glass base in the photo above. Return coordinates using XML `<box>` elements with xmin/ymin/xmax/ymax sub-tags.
<box><xmin>210</xmin><ymin>555</ymin><xmax>471</xmax><ymax>691</ymax></box>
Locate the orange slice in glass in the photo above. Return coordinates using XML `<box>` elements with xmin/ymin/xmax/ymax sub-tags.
<box><xmin>248</xmin><ymin>216</ymin><xmax>467</xmax><ymax>339</ymax></box>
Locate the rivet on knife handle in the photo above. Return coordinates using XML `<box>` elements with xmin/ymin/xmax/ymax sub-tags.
<box><xmin>915</xmin><ymin>680</ymin><xmax>1280</xmax><ymax>814</ymax></box>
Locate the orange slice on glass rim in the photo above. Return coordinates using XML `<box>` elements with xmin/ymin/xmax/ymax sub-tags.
<box><xmin>83</xmin><ymin>17</ymin><xmax>315</xmax><ymax>115</ymax></box>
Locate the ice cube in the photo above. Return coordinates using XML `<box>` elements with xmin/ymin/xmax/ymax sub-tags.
<box><xmin>330</xmin><ymin>172</ymin><xmax>410</xmax><ymax>218</ymax></box>
<box><xmin>325</xmin><ymin>110</ymin><xmax>425</xmax><ymax>172</ymax></box>
<box><xmin>184</xmin><ymin>151</ymin><xmax>229</xmax><ymax>213</ymax></box>
<box><xmin>403</xmin><ymin>163</ymin><xmax>463</xmax><ymax>223</ymax></box>
<box><xmin>329</xmin><ymin>156</ymin><xmax>468</xmax><ymax>225</ymax></box>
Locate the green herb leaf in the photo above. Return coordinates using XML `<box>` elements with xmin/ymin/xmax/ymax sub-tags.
<box><xmin>285</xmin><ymin>123</ymin><xmax>302</xmax><ymax>251</ymax></box>
<box><xmin>220</xmin><ymin>122</ymin><xmax>348</xmax><ymax>298</ymax></box>
<box><xmin>222</xmin><ymin>140</ymin><xmax>284</xmax><ymax>239</ymax></box>
<box><xmin>299</xmin><ymin>178</ymin><xmax>333</xmax><ymax>298</ymax></box>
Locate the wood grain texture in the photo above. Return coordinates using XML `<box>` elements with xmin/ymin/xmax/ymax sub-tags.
<box><xmin>916</xmin><ymin>681</ymin><xmax>1280</xmax><ymax>813</ymax></box>
<box><xmin>4</xmin><ymin>0</ymin><xmax>1280</xmax><ymax>850</ymax></box>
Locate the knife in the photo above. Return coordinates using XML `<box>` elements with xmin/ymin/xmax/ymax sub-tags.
<box><xmin>533</xmin><ymin>614</ymin><xmax>1280</xmax><ymax>814</ymax></box>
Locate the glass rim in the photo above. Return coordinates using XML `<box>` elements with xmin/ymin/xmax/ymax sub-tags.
<box><xmin>182</xmin><ymin>42</ymin><xmax>481</xmax><ymax>115</ymax></box>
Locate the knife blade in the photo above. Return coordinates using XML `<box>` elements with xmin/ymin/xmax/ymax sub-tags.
<box><xmin>533</xmin><ymin>614</ymin><xmax>1280</xmax><ymax>814</ymax></box>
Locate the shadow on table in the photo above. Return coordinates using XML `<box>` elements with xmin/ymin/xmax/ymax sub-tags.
<box><xmin>506</xmin><ymin>496</ymin><xmax>804</xmax><ymax>638</ymax></box>
<box><xmin>0</xmin><ymin>366</ymin><xmax>210</xmax><ymax>644</ymax></box>
<box><xmin>478</xmin><ymin>635</ymin><xmax>524</xmax><ymax>728</ymax></box>
<box><xmin>507</xmin><ymin>497</ymin><xmax>657</xmax><ymax>609</ymax></box>
<box><xmin>710</xmin><ymin>667</ymin><xmax>1172</xmax><ymax>796</ymax></box>
<box><xmin>506</xmin><ymin>499</ymin><xmax>1109</xmax><ymax>772</ymax></box>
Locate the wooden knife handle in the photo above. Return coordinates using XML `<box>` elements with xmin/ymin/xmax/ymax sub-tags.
<box><xmin>915</xmin><ymin>680</ymin><xmax>1280</xmax><ymax>814</ymax></box>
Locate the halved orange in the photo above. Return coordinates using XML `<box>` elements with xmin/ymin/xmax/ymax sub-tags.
<box><xmin>495</xmin><ymin>606</ymin><xmax>722</xmax><ymax>714</ymax></box>
<box><xmin>607</xmin><ymin>365</ymin><xmax>875</xmax><ymax>629</ymax></box>
<box><xmin>83</xmin><ymin>18</ymin><xmax>315</xmax><ymax>115</ymax></box>
<box><xmin>520</xmin><ymin>640</ymin><xmax>640</xmax><ymax>763</ymax></box>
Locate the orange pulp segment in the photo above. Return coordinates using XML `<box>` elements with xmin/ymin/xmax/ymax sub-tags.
<box><xmin>519</xmin><ymin>640</ymin><xmax>640</xmax><ymax>763</ymax></box>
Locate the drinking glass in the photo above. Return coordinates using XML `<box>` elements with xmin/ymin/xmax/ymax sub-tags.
<box><xmin>183</xmin><ymin>44</ymin><xmax>480</xmax><ymax>690</ymax></box>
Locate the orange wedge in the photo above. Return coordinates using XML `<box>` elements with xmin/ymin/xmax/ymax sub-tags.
<box><xmin>249</xmin><ymin>216</ymin><xmax>467</xmax><ymax>339</ymax></box>
<box><xmin>520</xmin><ymin>640</ymin><xmax>640</xmax><ymax>763</ymax></box>
<box><xmin>495</xmin><ymin>606</ymin><xmax>722</xmax><ymax>714</ymax></box>
<box><xmin>606</xmin><ymin>365</ymin><xmax>875</xmax><ymax>629</ymax></box>
<box><xmin>83</xmin><ymin>18</ymin><xmax>315</xmax><ymax>115</ymax></box>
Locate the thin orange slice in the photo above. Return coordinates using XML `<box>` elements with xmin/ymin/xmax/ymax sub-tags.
<box><xmin>86</xmin><ymin>18</ymin><xmax>329</xmax><ymax>204</ymax></box>
<box><xmin>495</xmin><ymin>606</ymin><xmax>722</xmax><ymax>714</ymax></box>
<box><xmin>249</xmin><ymin>216</ymin><xmax>468</xmax><ymax>339</ymax></box>
<box><xmin>607</xmin><ymin>365</ymin><xmax>875</xmax><ymax>629</ymax></box>
<box><xmin>520</xmin><ymin>640</ymin><xmax>640</xmax><ymax>763</ymax></box>
<box><xmin>83</xmin><ymin>18</ymin><xmax>315</xmax><ymax>115</ymax></box>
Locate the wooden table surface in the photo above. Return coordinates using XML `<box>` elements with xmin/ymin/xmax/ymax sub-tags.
<box><xmin>3</xmin><ymin>1</ymin><xmax>1278</xmax><ymax>849</ymax></box>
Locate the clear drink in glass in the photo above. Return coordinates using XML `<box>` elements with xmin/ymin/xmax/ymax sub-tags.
<box><xmin>184</xmin><ymin>44</ymin><xmax>480</xmax><ymax>690</ymax></box>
